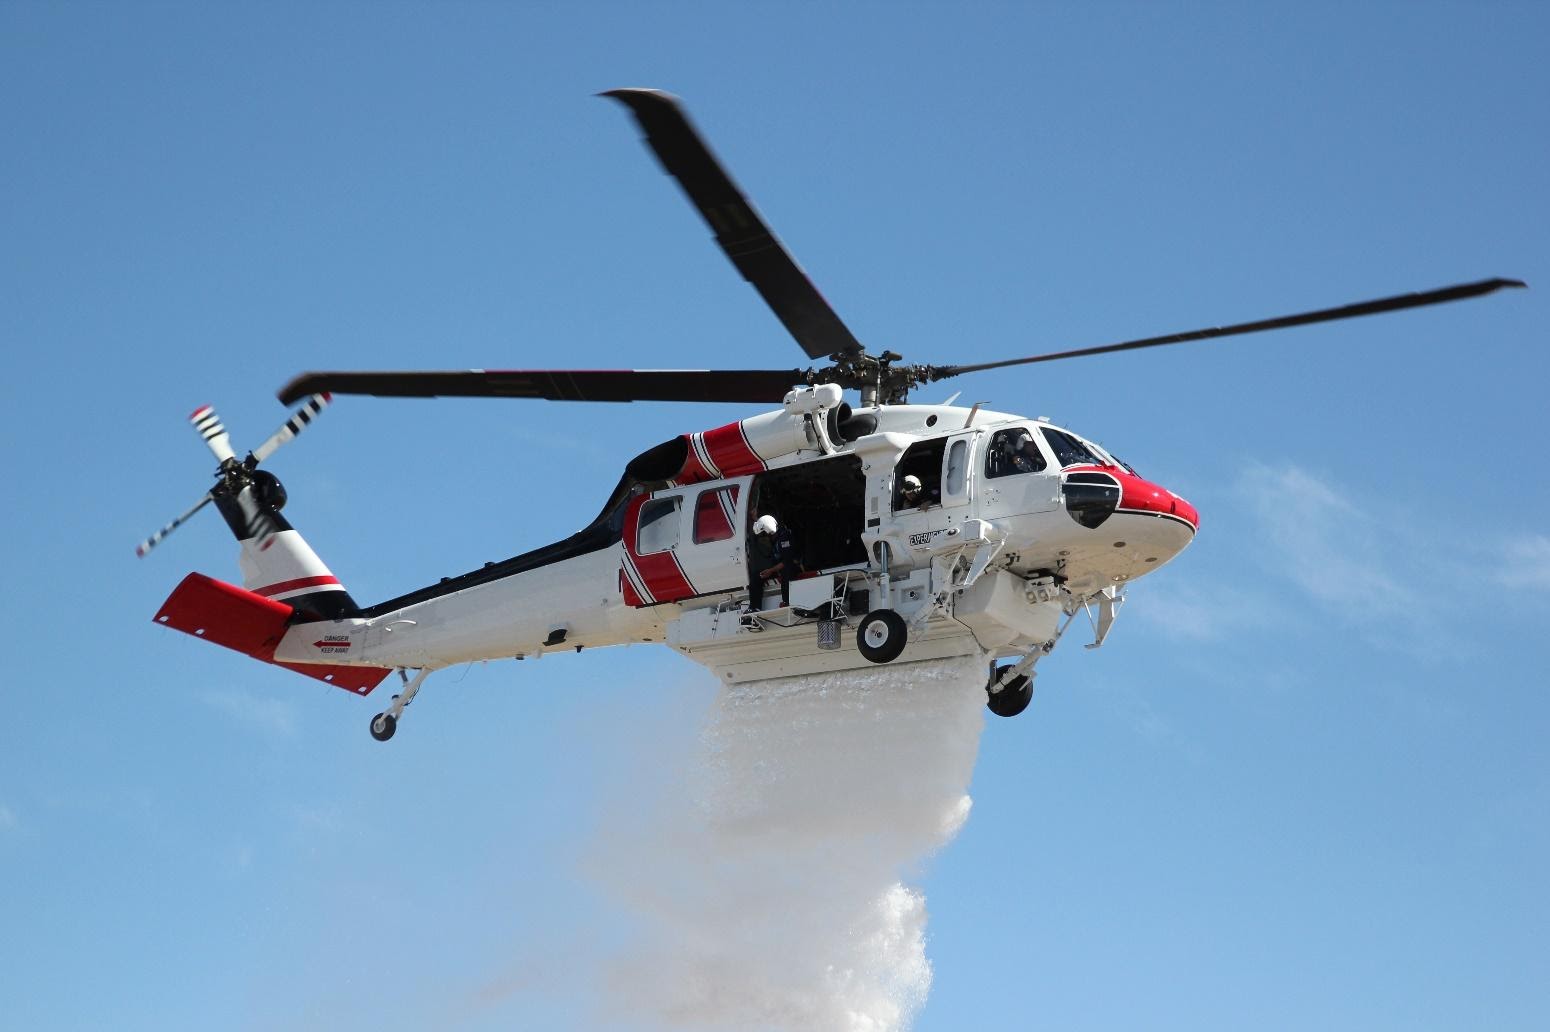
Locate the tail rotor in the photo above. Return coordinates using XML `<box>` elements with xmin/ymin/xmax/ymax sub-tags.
<box><xmin>135</xmin><ymin>393</ymin><xmax>334</xmax><ymax>557</ymax></box>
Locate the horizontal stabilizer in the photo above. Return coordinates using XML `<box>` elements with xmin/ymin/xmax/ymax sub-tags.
<box><xmin>153</xmin><ymin>573</ymin><xmax>391</xmax><ymax>695</ymax></box>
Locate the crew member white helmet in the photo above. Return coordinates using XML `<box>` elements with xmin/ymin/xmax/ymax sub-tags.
<box><xmin>753</xmin><ymin>514</ymin><xmax>778</xmax><ymax>536</ymax></box>
<box><xmin>903</xmin><ymin>475</ymin><xmax>922</xmax><ymax>491</ymax></box>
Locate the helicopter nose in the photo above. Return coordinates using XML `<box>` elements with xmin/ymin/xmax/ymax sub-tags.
<box><xmin>1119</xmin><ymin>475</ymin><xmax>1198</xmax><ymax>531</ymax></box>
<box><xmin>1057</xmin><ymin>467</ymin><xmax>1198</xmax><ymax>586</ymax></box>
<box><xmin>1063</xmin><ymin>467</ymin><xmax>1199</xmax><ymax>536</ymax></box>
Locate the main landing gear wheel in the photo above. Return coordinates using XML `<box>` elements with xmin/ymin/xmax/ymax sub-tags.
<box><xmin>986</xmin><ymin>666</ymin><xmax>1033</xmax><ymax>718</ymax></box>
<box><xmin>857</xmin><ymin>609</ymin><xmax>908</xmax><ymax>664</ymax></box>
<box><xmin>370</xmin><ymin>712</ymin><xmax>397</xmax><ymax>742</ymax></box>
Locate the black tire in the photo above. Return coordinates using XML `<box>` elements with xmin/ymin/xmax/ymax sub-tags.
<box><xmin>370</xmin><ymin>712</ymin><xmax>397</xmax><ymax>742</ymax></box>
<box><xmin>856</xmin><ymin>609</ymin><xmax>908</xmax><ymax>664</ymax></box>
<box><xmin>986</xmin><ymin>667</ymin><xmax>1033</xmax><ymax>718</ymax></box>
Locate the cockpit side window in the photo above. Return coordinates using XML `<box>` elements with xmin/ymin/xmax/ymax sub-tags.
<box><xmin>985</xmin><ymin>427</ymin><xmax>1048</xmax><ymax>479</ymax></box>
<box><xmin>1042</xmin><ymin>428</ymin><xmax>1104</xmax><ymax>468</ymax></box>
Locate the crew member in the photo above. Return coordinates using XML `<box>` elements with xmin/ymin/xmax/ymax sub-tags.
<box><xmin>899</xmin><ymin>474</ymin><xmax>939</xmax><ymax>510</ymax></box>
<box><xmin>748</xmin><ymin>514</ymin><xmax>798</xmax><ymax>609</ymax></box>
<box><xmin>1009</xmin><ymin>432</ymin><xmax>1046</xmax><ymax>473</ymax></box>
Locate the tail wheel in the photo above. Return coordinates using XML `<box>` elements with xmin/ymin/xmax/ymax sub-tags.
<box><xmin>857</xmin><ymin>609</ymin><xmax>908</xmax><ymax>664</ymax></box>
<box><xmin>370</xmin><ymin>712</ymin><xmax>397</xmax><ymax>742</ymax></box>
<box><xmin>986</xmin><ymin>667</ymin><xmax>1033</xmax><ymax>718</ymax></box>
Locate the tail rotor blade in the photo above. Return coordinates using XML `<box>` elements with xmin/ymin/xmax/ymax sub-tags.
<box><xmin>251</xmin><ymin>393</ymin><xmax>332</xmax><ymax>465</ymax></box>
<box><xmin>190</xmin><ymin>405</ymin><xmax>237</xmax><ymax>464</ymax></box>
<box><xmin>135</xmin><ymin>494</ymin><xmax>213</xmax><ymax>557</ymax></box>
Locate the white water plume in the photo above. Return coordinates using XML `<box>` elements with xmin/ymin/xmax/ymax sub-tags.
<box><xmin>590</xmin><ymin>652</ymin><xmax>988</xmax><ymax>1031</ymax></box>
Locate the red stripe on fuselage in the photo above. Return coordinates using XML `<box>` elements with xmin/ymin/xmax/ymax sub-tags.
<box><xmin>253</xmin><ymin>575</ymin><xmax>341</xmax><ymax>597</ymax></box>
<box><xmin>619</xmin><ymin>566</ymin><xmax>645</xmax><ymax>608</ymax></box>
<box><xmin>705</xmin><ymin>421</ymin><xmax>765</xmax><ymax>478</ymax></box>
<box><xmin>670</xmin><ymin>421</ymin><xmax>766</xmax><ymax>487</ymax></box>
<box><xmin>673</xmin><ymin>433</ymin><xmax>719</xmax><ymax>487</ymax></box>
<box><xmin>620</xmin><ymin>495</ymin><xmax>696</xmax><ymax>605</ymax></box>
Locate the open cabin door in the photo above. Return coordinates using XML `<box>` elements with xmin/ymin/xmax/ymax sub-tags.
<box><xmin>620</xmin><ymin>478</ymin><xmax>750</xmax><ymax>607</ymax></box>
<box><xmin>883</xmin><ymin>432</ymin><xmax>979</xmax><ymax>558</ymax></box>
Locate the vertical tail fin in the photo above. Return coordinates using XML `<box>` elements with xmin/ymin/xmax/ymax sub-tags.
<box><xmin>210</xmin><ymin>475</ymin><xmax>361</xmax><ymax>621</ymax></box>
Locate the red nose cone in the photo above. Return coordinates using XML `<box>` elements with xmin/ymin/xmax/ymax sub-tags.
<box><xmin>1170</xmin><ymin>493</ymin><xmax>1199</xmax><ymax>530</ymax></box>
<box><xmin>1111</xmin><ymin>470</ymin><xmax>1199</xmax><ymax>531</ymax></box>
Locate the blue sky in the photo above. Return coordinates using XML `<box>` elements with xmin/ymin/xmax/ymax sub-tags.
<box><xmin>2</xmin><ymin>2</ymin><xmax>1546</xmax><ymax>1029</ymax></box>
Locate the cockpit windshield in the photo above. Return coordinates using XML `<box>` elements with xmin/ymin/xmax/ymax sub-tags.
<box><xmin>1040</xmin><ymin>426</ymin><xmax>1106</xmax><ymax>468</ymax></box>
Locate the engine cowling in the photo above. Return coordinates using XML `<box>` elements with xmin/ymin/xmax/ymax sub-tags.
<box><xmin>628</xmin><ymin>386</ymin><xmax>853</xmax><ymax>488</ymax></box>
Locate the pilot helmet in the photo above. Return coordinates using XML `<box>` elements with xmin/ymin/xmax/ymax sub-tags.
<box><xmin>753</xmin><ymin>514</ymin><xmax>778</xmax><ymax>536</ymax></box>
<box><xmin>902</xmin><ymin>475</ymin><xmax>922</xmax><ymax>493</ymax></box>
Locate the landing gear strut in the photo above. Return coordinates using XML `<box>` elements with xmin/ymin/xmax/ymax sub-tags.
<box><xmin>985</xmin><ymin>607</ymin><xmax>1082</xmax><ymax>717</ymax></box>
<box><xmin>369</xmin><ymin>667</ymin><xmax>432</xmax><ymax>742</ymax></box>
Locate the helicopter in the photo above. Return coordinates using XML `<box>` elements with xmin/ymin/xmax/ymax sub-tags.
<box><xmin>139</xmin><ymin>89</ymin><xmax>1523</xmax><ymax>742</ymax></box>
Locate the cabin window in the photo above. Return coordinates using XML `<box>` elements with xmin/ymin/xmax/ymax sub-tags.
<box><xmin>1042</xmin><ymin>427</ymin><xmax>1104</xmax><ymax>468</ymax></box>
<box><xmin>692</xmin><ymin>485</ymin><xmax>740</xmax><ymax>544</ymax></box>
<box><xmin>893</xmin><ymin>438</ymin><xmax>946</xmax><ymax>510</ymax></box>
<box><xmin>637</xmin><ymin>497</ymin><xmax>681</xmax><ymax>554</ymax></box>
<box><xmin>985</xmin><ymin>427</ymin><xmax>1048</xmax><ymax>478</ymax></box>
<box><xmin>945</xmin><ymin>439</ymin><xmax>969</xmax><ymax>498</ymax></box>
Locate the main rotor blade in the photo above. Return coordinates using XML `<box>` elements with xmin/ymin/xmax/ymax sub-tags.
<box><xmin>251</xmin><ymin>392</ymin><xmax>332</xmax><ymax>464</ymax></box>
<box><xmin>602</xmin><ymin>88</ymin><xmax>864</xmax><ymax>362</ymax></box>
<box><xmin>931</xmin><ymin>278</ymin><xmax>1527</xmax><ymax>380</ymax></box>
<box><xmin>277</xmin><ymin>369</ymin><xmax>808</xmax><ymax>406</ymax></box>
<box><xmin>136</xmin><ymin>493</ymin><xmax>213</xmax><ymax>557</ymax></box>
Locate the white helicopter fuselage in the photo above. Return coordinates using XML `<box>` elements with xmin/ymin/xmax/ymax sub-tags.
<box><xmin>267</xmin><ymin>396</ymin><xmax>1198</xmax><ymax>686</ymax></box>
<box><xmin>141</xmin><ymin>89</ymin><xmax>1516</xmax><ymax>742</ymax></box>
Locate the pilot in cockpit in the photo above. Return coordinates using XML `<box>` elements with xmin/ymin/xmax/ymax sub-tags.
<box><xmin>1008</xmin><ymin>431</ymin><xmax>1046</xmax><ymax>474</ymax></box>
